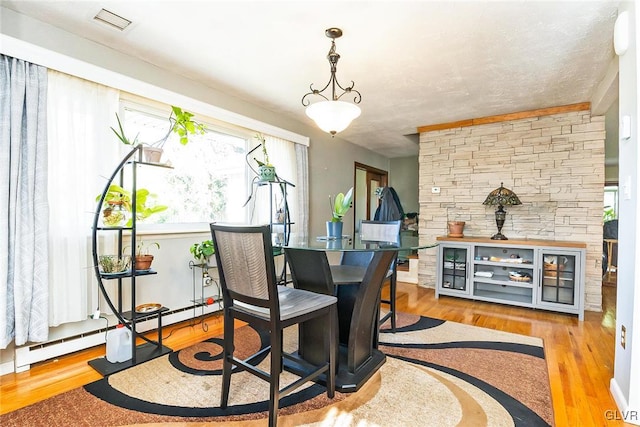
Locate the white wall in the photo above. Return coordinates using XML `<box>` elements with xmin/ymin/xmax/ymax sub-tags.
<box><xmin>390</xmin><ymin>156</ymin><xmax>419</xmax><ymax>214</ymax></box>
<box><xmin>612</xmin><ymin>2</ymin><xmax>640</xmax><ymax>422</ymax></box>
<box><xmin>606</xmin><ymin>101</ymin><xmax>621</xmax><ymax>183</ymax></box>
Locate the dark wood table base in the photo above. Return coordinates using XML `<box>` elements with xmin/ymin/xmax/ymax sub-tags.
<box><xmin>285</xmin><ymin>249</ymin><xmax>396</xmax><ymax>393</ymax></box>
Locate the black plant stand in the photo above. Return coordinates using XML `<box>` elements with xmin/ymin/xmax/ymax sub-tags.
<box><xmin>88</xmin><ymin>145</ymin><xmax>173</xmax><ymax>376</ymax></box>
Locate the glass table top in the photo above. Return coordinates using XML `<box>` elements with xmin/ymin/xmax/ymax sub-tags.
<box><xmin>279</xmin><ymin>233</ymin><xmax>437</xmax><ymax>252</ymax></box>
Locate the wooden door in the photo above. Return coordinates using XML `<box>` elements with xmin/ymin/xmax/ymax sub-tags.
<box><xmin>354</xmin><ymin>163</ymin><xmax>388</xmax><ymax>233</ymax></box>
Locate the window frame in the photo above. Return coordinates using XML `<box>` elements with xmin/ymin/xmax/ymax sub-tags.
<box><xmin>118</xmin><ymin>96</ymin><xmax>260</xmax><ymax>234</ymax></box>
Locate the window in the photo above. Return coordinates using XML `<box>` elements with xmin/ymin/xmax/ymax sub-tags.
<box><xmin>117</xmin><ymin>98</ymin><xmax>300</xmax><ymax>232</ymax></box>
<box><xmin>604</xmin><ymin>185</ymin><xmax>618</xmax><ymax>221</ymax></box>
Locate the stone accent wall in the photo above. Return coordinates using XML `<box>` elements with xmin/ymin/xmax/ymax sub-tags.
<box><xmin>418</xmin><ymin>108</ymin><xmax>605</xmax><ymax>312</ymax></box>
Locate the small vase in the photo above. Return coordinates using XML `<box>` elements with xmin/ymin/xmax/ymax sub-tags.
<box><xmin>326</xmin><ymin>221</ymin><xmax>343</xmax><ymax>239</ymax></box>
<box><xmin>102</xmin><ymin>201</ymin><xmax>128</xmax><ymax>227</ymax></box>
<box><xmin>259</xmin><ymin>165</ymin><xmax>276</xmax><ymax>182</ymax></box>
<box><xmin>143</xmin><ymin>146</ymin><xmax>163</xmax><ymax>163</ymax></box>
<box><xmin>447</xmin><ymin>221</ymin><xmax>465</xmax><ymax>238</ymax></box>
<box><xmin>134</xmin><ymin>254</ymin><xmax>154</xmax><ymax>271</ymax></box>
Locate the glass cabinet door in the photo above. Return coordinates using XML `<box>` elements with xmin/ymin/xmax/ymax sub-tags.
<box><xmin>539</xmin><ymin>252</ymin><xmax>577</xmax><ymax>306</ymax></box>
<box><xmin>441</xmin><ymin>246</ymin><xmax>468</xmax><ymax>292</ymax></box>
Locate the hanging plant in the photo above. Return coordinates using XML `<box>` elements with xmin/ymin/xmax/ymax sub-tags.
<box><xmin>171</xmin><ymin>106</ymin><xmax>206</xmax><ymax>145</ymax></box>
<box><xmin>253</xmin><ymin>133</ymin><xmax>276</xmax><ymax>182</ymax></box>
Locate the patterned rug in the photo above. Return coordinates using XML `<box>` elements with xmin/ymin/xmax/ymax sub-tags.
<box><xmin>0</xmin><ymin>313</ymin><xmax>553</xmax><ymax>426</ymax></box>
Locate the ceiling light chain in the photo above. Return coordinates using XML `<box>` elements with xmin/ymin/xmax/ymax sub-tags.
<box><xmin>302</xmin><ymin>28</ymin><xmax>362</xmax><ymax>136</ymax></box>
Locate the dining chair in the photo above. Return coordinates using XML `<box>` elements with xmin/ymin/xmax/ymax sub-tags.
<box><xmin>210</xmin><ymin>224</ymin><xmax>337</xmax><ymax>427</ymax></box>
<box><xmin>360</xmin><ymin>219</ymin><xmax>402</xmax><ymax>332</ymax></box>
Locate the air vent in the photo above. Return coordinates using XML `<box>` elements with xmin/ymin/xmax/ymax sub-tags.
<box><xmin>93</xmin><ymin>8</ymin><xmax>131</xmax><ymax>31</ymax></box>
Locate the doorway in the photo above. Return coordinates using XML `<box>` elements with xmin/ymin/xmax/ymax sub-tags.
<box><xmin>353</xmin><ymin>162</ymin><xmax>388</xmax><ymax>233</ymax></box>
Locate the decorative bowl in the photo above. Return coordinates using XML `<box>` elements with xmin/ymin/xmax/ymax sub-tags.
<box><xmin>99</xmin><ymin>255</ymin><xmax>131</xmax><ymax>273</ymax></box>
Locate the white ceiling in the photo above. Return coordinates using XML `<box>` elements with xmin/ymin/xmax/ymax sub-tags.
<box><xmin>1</xmin><ymin>1</ymin><xmax>619</xmax><ymax>158</ymax></box>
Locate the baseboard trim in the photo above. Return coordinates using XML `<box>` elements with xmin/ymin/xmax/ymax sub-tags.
<box><xmin>0</xmin><ymin>360</ymin><xmax>15</xmax><ymax>376</ymax></box>
<box><xmin>610</xmin><ymin>377</ymin><xmax>640</xmax><ymax>425</ymax></box>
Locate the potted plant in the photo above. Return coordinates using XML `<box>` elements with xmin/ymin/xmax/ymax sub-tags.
<box><xmin>190</xmin><ymin>239</ymin><xmax>215</xmax><ymax>266</ymax></box>
<box><xmin>111</xmin><ymin>112</ymin><xmax>165</xmax><ymax>162</ymax></box>
<box><xmin>253</xmin><ymin>133</ymin><xmax>276</xmax><ymax>182</ymax></box>
<box><xmin>98</xmin><ymin>254</ymin><xmax>132</xmax><ymax>274</ymax></box>
<box><xmin>327</xmin><ymin>187</ymin><xmax>353</xmax><ymax>238</ymax></box>
<box><xmin>111</xmin><ymin>112</ymin><xmax>139</xmax><ymax>146</ymax></box>
<box><xmin>110</xmin><ymin>106</ymin><xmax>206</xmax><ymax>162</ymax></box>
<box><xmin>447</xmin><ymin>221</ymin><xmax>465</xmax><ymax>238</ymax></box>
<box><xmin>125</xmin><ymin>240</ymin><xmax>160</xmax><ymax>271</ymax></box>
<box><xmin>98</xmin><ymin>183</ymin><xmax>135</xmax><ymax>227</ymax></box>
<box><xmin>97</xmin><ymin>184</ymin><xmax>168</xmax><ymax>227</ymax></box>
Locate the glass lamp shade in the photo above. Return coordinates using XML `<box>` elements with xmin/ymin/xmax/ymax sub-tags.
<box><xmin>482</xmin><ymin>183</ymin><xmax>522</xmax><ymax>207</ymax></box>
<box><xmin>306</xmin><ymin>101</ymin><xmax>361</xmax><ymax>135</ymax></box>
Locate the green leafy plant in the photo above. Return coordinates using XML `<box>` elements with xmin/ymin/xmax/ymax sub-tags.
<box><xmin>97</xmin><ymin>184</ymin><xmax>168</xmax><ymax>226</ymax></box>
<box><xmin>253</xmin><ymin>133</ymin><xmax>272</xmax><ymax>167</ymax></box>
<box><xmin>131</xmin><ymin>240</ymin><xmax>160</xmax><ymax>256</ymax></box>
<box><xmin>604</xmin><ymin>206</ymin><xmax>616</xmax><ymax>222</ymax></box>
<box><xmin>123</xmin><ymin>240</ymin><xmax>160</xmax><ymax>271</ymax></box>
<box><xmin>110</xmin><ymin>113</ymin><xmax>139</xmax><ymax>146</ymax></box>
<box><xmin>110</xmin><ymin>106</ymin><xmax>205</xmax><ymax>148</ymax></box>
<box><xmin>329</xmin><ymin>187</ymin><xmax>353</xmax><ymax>222</ymax></box>
<box><xmin>171</xmin><ymin>106</ymin><xmax>206</xmax><ymax>145</ymax></box>
<box><xmin>190</xmin><ymin>239</ymin><xmax>215</xmax><ymax>263</ymax></box>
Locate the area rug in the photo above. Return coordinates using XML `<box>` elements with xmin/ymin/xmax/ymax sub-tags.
<box><xmin>0</xmin><ymin>314</ymin><xmax>553</xmax><ymax>426</ymax></box>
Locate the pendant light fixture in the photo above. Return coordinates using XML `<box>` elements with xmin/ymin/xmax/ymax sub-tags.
<box><xmin>301</xmin><ymin>28</ymin><xmax>362</xmax><ymax>136</ymax></box>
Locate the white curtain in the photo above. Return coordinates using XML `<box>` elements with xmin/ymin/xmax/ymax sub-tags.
<box><xmin>0</xmin><ymin>55</ymin><xmax>49</xmax><ymax>348</ymax></box>
<box><xmin>248</xmin><ymin>135</ymin><xmax>306</xmax><ymax>237</ymax></box>
<box><xmin>294</xmin><ymin>144</ymin><xmax>309</xmax><ymax>239</ymax></box>
<box><xmin>46</xmin><ymin>71</ymin><xmax>119</xmax><ymax>326</ymax></box>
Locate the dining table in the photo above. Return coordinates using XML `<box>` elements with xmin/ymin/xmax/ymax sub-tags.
<box><xmin>282</xmin><ymin>233</ymin><xmax>436</xmax><ymax>393</ymax></box>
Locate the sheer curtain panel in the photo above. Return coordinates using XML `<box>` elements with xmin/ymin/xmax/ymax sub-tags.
<box><xmin>0</xmin><ymin>55</ymin><xmax>49</xmax><ymax>348</ymax></box>
<box><xmin>248</xmin><ymin>135</ymin><xmax>309</xmax><ymax>238</ymax></box>
<box><xmin>294</xmin><ymin>143</ymin><xmax>309</xmax><ymax>240</ymax></box>
<box><xmin>46</xmin><ymin>70</ymin><xmax>119</xmax><ymax>326</ymax></box>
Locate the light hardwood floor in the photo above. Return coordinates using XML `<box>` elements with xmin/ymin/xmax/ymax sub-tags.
<box><xmin>0</xmin><ymin>280</ymin><xmax>630</xmax><ymax>426</ymax></box>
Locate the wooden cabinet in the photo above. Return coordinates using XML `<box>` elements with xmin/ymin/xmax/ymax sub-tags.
<box><xmin>436</xmin><ymin>237</ymin><xmax>585</xmax><ymax>320</ymax></box>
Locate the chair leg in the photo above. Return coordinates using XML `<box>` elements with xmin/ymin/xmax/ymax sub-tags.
<box><xmin>389</xmin><ymin>274</ymin><xmax>397</xmax><ymax>333</ymax></box>
<box><xmin>220</xmin><ymin>312</ymin><xmax>234</xmax><ymax>408</ymax></box>
<box><xmin>269</xmin><ymin>327</ymin><xmax>282</xmax><ymax>427</ymax></box>
<box><xmin>326</xmin><ymin>305</ymin><xmax>337</xmax><ymax>398</ymax></box>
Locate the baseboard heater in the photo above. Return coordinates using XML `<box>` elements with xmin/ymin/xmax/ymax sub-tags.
<box><xmin>12</xmin><ymin>304</ymin><xmax>220</xmax><ymax>373</ymax></box>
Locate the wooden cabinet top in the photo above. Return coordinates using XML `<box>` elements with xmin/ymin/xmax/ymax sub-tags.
<box><xmin>436</xmin><ymin>236</ymin><xmax>586</xmax><ymax>249</ymax></box>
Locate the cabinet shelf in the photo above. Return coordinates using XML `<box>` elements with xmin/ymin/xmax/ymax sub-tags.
<box><xmin>88</xmin><ymin>342</ymin><xmax>172</xmax><ymax>376</ymax></box>
<box><xmin>191</xmin><ymin>297</ymin><xmax>221</xmax><ymax>307</ymax></box>
<box><xmin>121</xmin><ymin>306</ymin><xmax>169</xmax><ymax>322</ymax></box>
<box><xmin>126</xmin><ymin>159</ymin><xmax>174</xmax><ymax>169</ymax></box>
<box><xmin>100</xmin><ymin>269</ymin><xmax>158</xmax><ymax>280</ymax></box>
<box><xmin>473</xmin><ymin>275</ymin><xmax>534</xmax><ymax>288</ymax></box>
<box><xmin>474</xmin><ymin>289</ymin><xmax>534</xmax><ymax>305</ymax></box>
<box><xmin>473</xmin><ymin>260</ymin><xmax>535</xmax><ymax>269</ymax></box>
<box><xmin>95</xmin><ymin>226</ymin><xmax>134</xmax><ymax>231</ymax></box>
